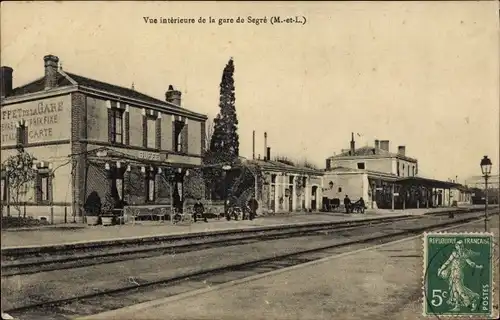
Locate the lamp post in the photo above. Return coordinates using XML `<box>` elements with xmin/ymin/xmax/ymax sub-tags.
<box><xmin>480</xmin><ymin>155</ymin><xmax>492</xmax><ymax>232</ymax></box>
<box><xmin>222</xmin><ymin>165</ymin><xmax>232</xmax><ymax>215</ymax></box>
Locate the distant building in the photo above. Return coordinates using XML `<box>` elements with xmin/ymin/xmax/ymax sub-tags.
<box><xmin>248</xmin><ymin>159</ymin><xmax>323</xmax><ymax>213</ymax></box>
<box><xmin>222</xmin><ymin>146</ymin><xmax>324</xmax><ymax>214</ymax></box>
<box><xmin>1</xmin><ymin>55</ymin><xmax>207</xmax><ymax>221</ymax></box>
<box><xmin>323</xmin><ymin>133</ymin><xmax>461</xmax><ymax>210</ymax></box>
<box><xmin>465</xmin><ymin>174</ymin><xmax>499</xmax><ymax>205</ymax></box>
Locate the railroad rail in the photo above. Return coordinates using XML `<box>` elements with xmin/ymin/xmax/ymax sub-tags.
<box><xmin>2</xmin><ymin>214</ymin><xmax>420</xmax><ymax>277</ymax></box>
<box><xmin>3</xmin><ymin>209</ymin><xmax>498</xmax><ymax>320</ymax></box>
<box><xmin>1</xmin><ymin>208</ymin><xmax>485</xmax><ymax>277</ymax></box>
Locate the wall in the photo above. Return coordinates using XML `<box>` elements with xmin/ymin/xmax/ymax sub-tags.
<box><xmin>396</xmin><ymin>158</ymin><xmax>417</xmax><ymax>177</ymax></box>
<box><xmin>331</xmin><ymin>158</ymin><xmax>394</xmax><ymax>174</ymax></box>
<box><xmin>1</xmin><ymin>94</ymin><xmax>71</xmax><ymax>146</ymax></box>
<box><xmin>187</xmin><ymin>120</ymin><xmax>202</xmax><ymax>156</ymax></box>
<box><xmin>84</xmin><ymin>97</ymin><xmax>203</xmax><ymax>157</ymax></box>
<box><xmin>161</xmin><ymin>116</ymin><xmax>173</xmax><ymax>151</ymax></box>
<box><xmin>1</xmin><ymin>144</ymin><xmax>73</xmax><ymax>222</ymax></box>
<box><xmin>1</xmin><ymin>144</ymin><xmax>72</xmax><ymax>203</ymax></box>
<box><xmin>323</xmin><ymin>172</ymin><xmax>367</xmax><ymax>200</ymax></box>
<box><xmin>262</xmin><ymin>171</ymin><xmax>323</xmax><ymax>213</ymax></box>
<box><xmin>86</xmin><ymin>96</ymin><xmax>108</xmax><ymax>141</ymax></box>
<box><xmin>331</xmin><ymin>157</ymin><xmax>418</xmax><ymax>177</ymax></box>
<box><xmin>166</xmin><ymin>154</ymin><xmax>202</xmax><ymax>166</ymax></box>
<box><xmin>128</xmin><ymin>106</ymin><xmax>143</xmax><ymax>147</ymax></box>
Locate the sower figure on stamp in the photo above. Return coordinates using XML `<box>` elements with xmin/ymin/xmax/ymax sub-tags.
<box><xmin>437</xmin><ymin>240</ymin><xmax>483</xmax><ymax>312</ymax></box>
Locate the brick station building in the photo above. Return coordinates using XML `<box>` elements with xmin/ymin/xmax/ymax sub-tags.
<box><xmin>1</xmin><ymin>55</ymin><xmax>207</xmax><ymax>222</ymax></box>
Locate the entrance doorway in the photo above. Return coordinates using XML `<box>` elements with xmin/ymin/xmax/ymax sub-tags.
<box><xmin>311</xmin><ymin>186</ymin><xmax>318</xmax><ymax>210</ymax></box>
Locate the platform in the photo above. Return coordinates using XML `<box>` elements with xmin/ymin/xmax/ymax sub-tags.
<box><xmin>1</xmin><ymin>207</ymin><xmax>458</xmax><ymax>248</ymax></box>
<box><xmin>81</xmin><ymin>216</ymin><xmax>499</xmax><ymax>320</ymax></box>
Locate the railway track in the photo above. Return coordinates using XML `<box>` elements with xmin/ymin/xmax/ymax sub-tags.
<box><xmin>1</xmin><ymin>214</ymin><xmax>423</xmax><ymax>277</ymax></box>
<box><xmin>4</xmin><ymin>209</ymin><xmax>498</xmax><ymax>320</ymax></box>
<box><xmin>2</xmin><ymin>208</ymin><xmax>484</xmax><ymax>277</ymax></box>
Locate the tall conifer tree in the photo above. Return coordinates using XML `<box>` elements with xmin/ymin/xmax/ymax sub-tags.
<box><xmin>210</xmin><ymin>58</ymin><xmax>239</xmax><ymax>162</ymax></box>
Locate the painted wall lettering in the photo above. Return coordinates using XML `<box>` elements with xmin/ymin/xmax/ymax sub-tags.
<box><xmin>1</xmin><ymin>95</ymin><xmax>71</xmax><ymax>145</ymax></box>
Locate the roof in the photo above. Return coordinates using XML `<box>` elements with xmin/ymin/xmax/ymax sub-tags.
<box><xmin>326</xmin><ymin>167</ymin><xmax>469</xmax><ymax>188</ymax></box>
<box><xmin>329</xmin><ymin>146</ymin><xmax>417</xmax><ymax>162</ymax></box>
<box><xmin>5</xmin><ymin>70</ymin><xmax>207</xmax><ymax>119</ymax></box>
<box><xmin>10</xmin><ymin>74</ymin><xmax>72</xmax><ymax>96</ymax></box>
<box><xmin>66</xmin><ymin>72</ymin><xmax>176</xmax><ymax>108</ymax></box>
<box><xmin>396</xmin><ymin>176</ymin><xmax>462</xmax><ymax>189</ymax></box>
<box><xmin>243</xmin><ymin>159</ymin><xmax>323</xmax><ymax>175</ymax></box>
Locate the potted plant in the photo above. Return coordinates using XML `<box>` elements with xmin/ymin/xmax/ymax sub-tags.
<box><xmin>84</xmin><ymin>191</ymin><xmax>101</xmax><ymax>226</ymax></box>
<box><xmin>100</xmin><ymin>193</ymin><xmax>115</xmax><ymax>226</ymax></box>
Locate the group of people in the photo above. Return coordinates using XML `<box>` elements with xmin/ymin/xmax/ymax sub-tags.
<box><xmin>343</xmin><ymin>195</ymin><xmax>366</xmax><ymax>214</ymax></box>
<box><xmin>192</xmin><ymin>196</ymin><xmax>259</xmax><ymax>222</ymax></box>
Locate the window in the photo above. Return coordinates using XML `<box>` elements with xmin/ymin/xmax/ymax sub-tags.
<box><xmin>357</xmin><ymin>162</ymin><xmax>365</xmax><ymax>170</ymax></box>
<box><xmin>407</xmin><ymin>165</ymin><xmax>410</xmax><ymax>177</ymax></box>
<box><xmin>396</xmin><ymin>160</ymin><xmax>400</xmax><ymax>176</ymax></box>
<box><xmin>110</xmin><ymin>108</ymin><xmax>124</xmax><ymax>144</ymax></box>
<box><xmin>111</xmin><ymin>168</ymin><xmax>124</xmax><ymax>201</ymax></box>
<box><xmin>41</xmin><ymin>175</ymin><xmax>49</xmax><ymax>202</ymax></box>
<box><xmin>146</xmin><ymin>117</ymin><xmax>156</xmax><ymax>149</ymax></box>
<box><xmin>338</xmin><ymin>187</ymin><xmax>342</xmax><ymax>193</ymax></box>
<box><xmin>271</xmin><ymin>174</ymin><xmax>277</xmax><ymax>183</ymax></box>
<box><xmin>402</xmin><ymin>164</ymin><xmax>405</xmax><ymax>177</ymax></box>
<box><xmin>36</xmin><ymin>171</ymin><xmax>51</xmax><ymax>204</ymax></box>
<box><xmin>174</xmin><ymin>120</ymin><xmax>184</xmax><ymax>152</ymax></box>
<box><xmin>1</xmin><ymin>178</ymin><xmax>6</xmax><ymax>202</ymax></box>
<box><xmin>145</xmin><ymin>171</ymin><xmax>156</xmax><ymax>202</ymax></box>
<box><xmin>16</xmin><ymin>122</ymin><xmax>28</xmax><ymax>146</ymax></box>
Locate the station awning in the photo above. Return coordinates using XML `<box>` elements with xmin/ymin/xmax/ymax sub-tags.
<box><xmin>396</xmin><ymin>176</ymin><xmax>462</xmax><ymax>189</ymax></box>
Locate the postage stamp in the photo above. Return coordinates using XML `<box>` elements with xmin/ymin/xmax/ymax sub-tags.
<box><xmin>423</xmin><ymin>232</ymin><xmax>495</xmax><ymax>318</ymax></box>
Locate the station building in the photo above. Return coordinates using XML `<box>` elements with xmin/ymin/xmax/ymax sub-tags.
<box><xmin>323</xmin><ymin>134</ymin><xmax>462</xmax><ymax>210</ymax></box>
<box><xmin>1</xmin><ymin>55</ymin><xmax>207</xmax><ymax>222</ymax></box>
<box><xmin>242</xmin><ymin>151</ymin><xmax>324</xmax><ymax>214</ymax></box>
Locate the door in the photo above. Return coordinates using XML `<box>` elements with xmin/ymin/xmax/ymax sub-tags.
<box><xmin>311</xmin><ymin>186</ymin><xmax>317</xmax><ymax>210</ymax></box>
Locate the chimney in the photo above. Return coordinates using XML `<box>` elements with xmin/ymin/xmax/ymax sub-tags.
<box><xmin>165</xmin><ymin>85</ymin><xmax>182</xmax><ymax>106</ymax></box>
<box><xmin>44</xmin><ymin>55</ymin><xmax>59</xmax><ymax>89</ymax></box>
<box><xmin>398</xmin><ymin>145</ymin><xmax>406</xmax><ymax>156</ymax></box>
<box><xmin>264</xmin><ymin>132</ymin><xmax>268</xmax><ymax>160</ymax></box>
<box><xmin>374</xmin><ymin>139</ymin><xmax>380</xmax><ymax>149</ymax></box>
<box><xmin>0</xmin><ymin>66</ymin><xmax>13</xmax><ymax>98</ymax></box>
<box><xmin>380</xmin><ymin>140</ymin><xmax>390</xmax><ymax>151</ymax></box>
<box><xmin>252</xmin><ymin>130</ymin><xmax>256</xmax><ymax>160</ymax></box>
<box><xmin>350</xmin><ymin>132</ymin><xmax>355</xmax><ymax>155</ymax></box>
<box><xmin>267</xmin><ymin>147</ymin><xmax>271</xmax><ymax>161</ymax></box>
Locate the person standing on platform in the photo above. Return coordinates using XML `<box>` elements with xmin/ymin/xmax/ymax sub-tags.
<box><xmin>247</xmin><ymin>196</ymin><xmax>259</xmax><ymax>221</ymax></box>
<box><xmin>344</xmin><ymin>195</ymin><xmax>351</xmax><ymax>214</ymax></box>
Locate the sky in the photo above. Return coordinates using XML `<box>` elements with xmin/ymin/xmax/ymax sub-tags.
<box><xmin>1</xmin><ymin>1</ymin><xmax>498</xmax><ymax>183</ymax></box>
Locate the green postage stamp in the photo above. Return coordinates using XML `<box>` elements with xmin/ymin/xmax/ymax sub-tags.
<box><xmin>423</xmin><ymin>232</ymin><xmax>495</xmax><ymax>318</ymax></box>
